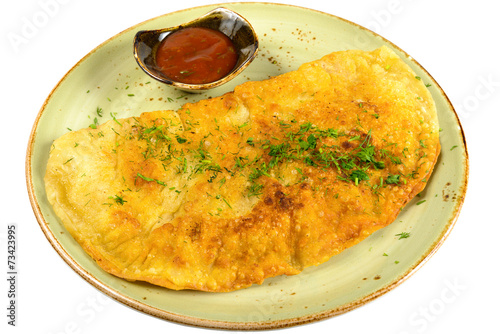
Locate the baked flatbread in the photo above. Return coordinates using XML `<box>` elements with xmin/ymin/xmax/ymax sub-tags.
<box><xmin>45</xmin><ymin>46</ymin><xmax>440</xmax><ymax>292</ymax></box>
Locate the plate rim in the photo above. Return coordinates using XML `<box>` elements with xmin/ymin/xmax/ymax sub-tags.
<box><xmin>25</xmin><ymin>1</ymin><xmax>469</xmax><ymax>330</ymax></box>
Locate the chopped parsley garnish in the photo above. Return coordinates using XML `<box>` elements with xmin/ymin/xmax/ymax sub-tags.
<box><xmin>349</xmin><ymin>169</ymin><xmax>369</xmax><ymax>185</ymax></box>
<box><xmin>88</xmin><ymin>106</ymin><xmax>104</xmax><ymax>129</ymax></box>
<box><xmin>109</xmin><ymin>195</ymin><xmax>127</xmax><ymax>205</ymax></box>
<box><xmin>136</xmin><ymin>173</ymin><xmax>167</xmax><ymax>186</ymax></box>
<box><xmin>119</xmin><ymin>115</ymin><xmax>417</xmax><ymax>198</ymax></box>
<box><xmin>247</xmin><ymin>183</ymin><xmax>264</xmax><ymax>197</ymax></box>
<box><xmin>395</xmin><ymin>232</ymin><xmax>411</xmax><ymax>239</ymax></box>
<box><xmin>110</xmin><ymin>112</ymin><xmax>122</xmax><ymax>126</ymax></box>
<box><xmin>385</xmin><ymin>174</ymin><xmax>401</xmax><ymax>184</ymax></box>
<box><xmin>176</xmin><ymin>135</ymin><xmax>188</xmax><ymax>144</ymax></box>
<box><xmin>89</xmin><ymin>117</ymin><xmax>99</xmax><ymax>129</ymax></box>
<box><xmin>243</xmin><ymin>125</ymin><xmax>387</xmax><ymax>189</ymax></box>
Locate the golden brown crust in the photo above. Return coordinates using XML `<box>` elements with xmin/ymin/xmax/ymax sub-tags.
<box><xmin>45</xmin><ymin>47</ymin><xmax>440</xmax><ymax>292</ymax></box>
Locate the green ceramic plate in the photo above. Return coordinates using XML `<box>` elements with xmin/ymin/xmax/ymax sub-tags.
<box><xmin>26</xmin><ymin>2</ymin><xmax>468</xmax><ymax>330</ymax></box>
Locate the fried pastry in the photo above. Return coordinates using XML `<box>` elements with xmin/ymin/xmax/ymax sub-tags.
<box><xmin>45</xmin><ymin>46</ymin><xmax>440</xmax><ymax>292</ymax></box>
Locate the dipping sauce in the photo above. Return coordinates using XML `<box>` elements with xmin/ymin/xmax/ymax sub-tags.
<box><xmin>155</xmin><ymin>27</ymin><xmax>239</xmax><ymax>84</ymax></box>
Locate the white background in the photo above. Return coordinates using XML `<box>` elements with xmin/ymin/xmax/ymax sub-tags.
<box><xmin>1</xmin><ymin>0</ymin><xmax>498</xmax><ymax>333</ymax></box>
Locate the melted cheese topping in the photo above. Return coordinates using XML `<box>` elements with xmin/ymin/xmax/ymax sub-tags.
<box><xmin>45</xmin><ymin>47</ymin><xmax>440</xmax><ymax>292</ymax></box>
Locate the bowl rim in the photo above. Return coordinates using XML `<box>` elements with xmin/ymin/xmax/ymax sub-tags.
<box><xmin>133</xmin><ymin>6</ymin><xmax>259</xmax><ymax>91</ymax></box>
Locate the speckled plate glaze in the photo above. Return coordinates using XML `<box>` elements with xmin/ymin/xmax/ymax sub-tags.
<box><xmin>26</xmin><ymin>2</ymin><xmax>468</xmax><ymax>330</ymax></box>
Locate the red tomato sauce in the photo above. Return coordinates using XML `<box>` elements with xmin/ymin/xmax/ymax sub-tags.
<box><xmin>155</xmin><ymin>27</ymin><xmax>238</xmax><ymax>84</ymax></box>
